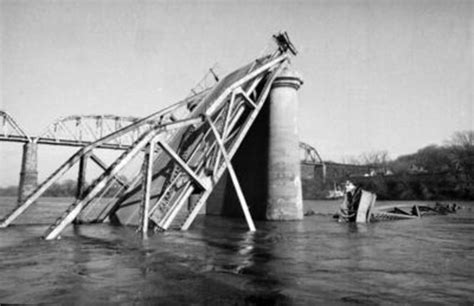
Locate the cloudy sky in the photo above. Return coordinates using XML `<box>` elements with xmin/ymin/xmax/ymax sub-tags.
<box><xmin>0</xmin><ymin>0</ymin><xmax>472</xmax><ymax>186</ymax></box>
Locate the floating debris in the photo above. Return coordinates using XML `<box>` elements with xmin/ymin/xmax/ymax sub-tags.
<box><xmin>334</xmin><ymin>181</ymin><xmax>458</xmax><ymax>223</ymax></box>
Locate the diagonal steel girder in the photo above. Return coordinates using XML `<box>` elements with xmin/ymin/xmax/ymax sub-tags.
<box><xmin>0</xmin><ymin>33</ymin><xmax>295</xmax><ymax>240</ymax></box>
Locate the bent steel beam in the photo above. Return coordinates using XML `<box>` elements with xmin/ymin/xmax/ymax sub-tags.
<box><xmin>181</xmin><ymin>61</ymin><xmax>286</xmax><ymax>230</ymax></box>
<box><xmin>207</xmin><ymin>117</ymin><xmax>255</xmax><ymax>231</ymax></box>
<box><xmin>0</xmin><ymin>116</ymin><xmax>204</xmax><ymax>228</ymax></box>
<box><xmin>43</xmin><ymin>129</ymin><xmax>161</xmax><ymax>240</ymax></box>
<box><xmin>1</xmin><ymin>32</ymin><xmax>299</xmax><ymax>240</ymax></box>
<box><xmin>157</xmin><ymin>141</ymin><xmax>209</xmax><ymax>191</ymax></box>
<box><xmin>138</xmin><ymin>141</ymin><xmax>155</xmax><ymax>236</ymax></box>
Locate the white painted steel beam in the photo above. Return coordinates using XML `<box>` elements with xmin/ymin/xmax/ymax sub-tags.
<box><xmin>207</xmin><ymin>117</ymin><xmax>256</xmax><ymax>232</ymax></box>
<box><xmin>157</xmin><ymin>141</ymin><xmax>209</xmax><ymax>191</ymax></box>
<box><xmin>90</xmin><ymin>153</ymin><xmax>128</xmax><ymax>188</ymax></box>
<box><xmin>139</xmin><ymin>142</ymin><xmax>155</xmax><ymax>235</ymax></box>
<box><xmin>0</xmin><ymin>116</ymin><xmax>204</xmax><ymax>228</ymax></box>
<box><xmin>43</xmin><ymin>129</ymin><xmax>160</xmax><ymax>240</ymax></box>
<box><xmin>235</xmin><ymin>88</ymin><xmax>257</xmax><ymax>109</ymax></box>
<box><xmin>204</xmin><ymin>54</ymin><xmax>288</xmax><ymax>117</ymax></box>
<box><xmin>158</xmin><ymin>183</ymin><xmax>195</xmax><ymax>230</ymax></box>
<box><xmin>181</xmin><ymin>62</ymin><xmax>286</xmax><ymax>230</ymax></box>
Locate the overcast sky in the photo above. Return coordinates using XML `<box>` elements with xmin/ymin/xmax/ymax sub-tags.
<box><xmin>0</xmin><ymin>0</ymin><xmax>472</xmax><ymax>186</ymax></box>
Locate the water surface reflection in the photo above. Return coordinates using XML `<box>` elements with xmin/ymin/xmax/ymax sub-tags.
<box><xmin>0</xmin><ymin>199</ymin><xmax>473</xmax><ymax>304</ymax></box>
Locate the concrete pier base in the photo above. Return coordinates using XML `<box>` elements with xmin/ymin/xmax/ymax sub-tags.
<box><xmin>18</xmin><ymin>142</ymin><xmax>38</xmax><ymax>204</ymax></box>
<box><xmin>206</xmin><ymin>66</ymin><xmax>304</xmax><ymax>222</ymax></box>
<box><xmin>266</xmin><ymin>68</ymin><xmax>304</xmax><ymax>220</ymax></box>
<box><xmin>205</xmin><ymin>102</ymin><xmax>269</xmax><ymax>220</ymax></box>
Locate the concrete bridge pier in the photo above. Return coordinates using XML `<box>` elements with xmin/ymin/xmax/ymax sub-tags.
<box><xmin>206</xmin><ymin>66</ymin><xmax>304</xmax><ymax>222</ymax></box>
<box><xmin>266</xmin><ymin>67</ymin><xmax>304</xmax><ymax>220</ymax></box>
<box><xmin>18</xmin><ymin>142</ymin><xmax>38</xmax><ymax>204</ymax></box>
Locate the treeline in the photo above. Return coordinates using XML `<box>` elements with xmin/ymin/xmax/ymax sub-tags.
<box><xmin>0</xmin><ymin>179</ymin><xmax>125</xmax><ymax>198</ymax></box>
<box><xmin>0</xmin><ymin>179</ymin><xmax>79</xmax><ymax>197</ymax></box>
<box><xmin>352</xmin><ymin>172</ymin><xmax>472</xmax><ymax>200</ymax></box>
<box><xmin>351</xmin><ymin>131</ymin><xmax>474</xmax><ymax>200</ymax></box>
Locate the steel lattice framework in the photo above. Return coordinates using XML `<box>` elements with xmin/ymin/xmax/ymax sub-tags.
<box><xmin>2</xmin><ymin>109</ymin><xmax>326</xmax><ymax>164</ymax></box>
<box><xmin>38</xmin><ymin>114</ymin><xmax>159</xmax><ymax>149</ymax></box>
<box><xmin>0</xmin><ymin>111</ymin><xmax>31</xmax><ymax>143</ymax></box>
<box><xmin>299</xmin><ymin>141</ymin><xmax>324</xmax><ymax>165</ymax></box>
<box><xmin>0</xmin><ymin>67</ymin><xmax>223</xmax><ymax>150</ymax></box>
<box><xmin>0</xmin><ymin>32</ymin><xmax>319</xmax><ymax>240</ymax></box>
<box><xmin>0</xmin><ymin>111</ymin><xmax>175</xmax><ymax>150</ymax></box>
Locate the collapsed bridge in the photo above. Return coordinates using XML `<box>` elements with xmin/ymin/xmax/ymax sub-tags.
<box><xmin>0</xmin><ymin>33</ymin><xmax>310</xmax><ymax>240</ymax></box>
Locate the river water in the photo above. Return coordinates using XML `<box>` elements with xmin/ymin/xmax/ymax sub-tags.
<box><xmin>0</xmin><ymin>197</ymin><xmax>473</xmax><ymax>304</ymax></box>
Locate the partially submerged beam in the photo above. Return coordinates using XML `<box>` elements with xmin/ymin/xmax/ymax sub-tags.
<box><xmin>157</xmin><ymin>183</ymin><xmax>195</xmax><ymax>230</ymax></box>
<box><xmin>139</xmin><ymin>142</ymin><xmax>155</xmax><ymax>236</ymax></box>
<box><xmin>158</xmin><ymin>141</ymin><xmax>209</xmax><ymax>191</ymax></box>
<box><xmin>373</xmin><ymin>211</ymin><xmax>420</xmax><ymax>220</ymax></box>
<box><xmin>207</xmin><ymin>117</ymin><xmax>256</xmax><ymax>232</ymax></box>
<box><xmin>76</xmin><ymin>153</ymin><xmax>89</xmax><ymax>200</ymax></box>
<box><xmin>0</xmin><ymin>116</ymin><xmax>204</xmax><ymax>229</ymax></box>
<box><xmin>0</xmin><ymin>148</ymin><xmax>83</xmax><ymax>228</ymax></box>
<box><xmin>181</xmin><ymin>63</ymin><xmax>285</xmax><ymax>230</ymax></box>
<box><xmin>90</xmin><ymin>153</ymin><xmax>128</xmax><ymax>188</ymax></box>
<box><xmin>43</xmin><ymin>129</ymin><xmax>160</xmax><ymax>240</ymax></box>
<box><xmin>0</xmin><ymin>35</ymin><xmax>295</xmax><ymax>240</ymax></box>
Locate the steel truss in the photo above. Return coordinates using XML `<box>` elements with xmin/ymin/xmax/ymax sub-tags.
<box><xmin>299</xmin><ymin>142</ymin><xmax>325</xmax><ymax>165</ymax></box>
<box><xmin>0</xmin><ymin>33</ymin><xmax>294</xmax><ymax>239</ymax></box>
<box><xmin>38</xmin><ymin>114</ymin><xmax>161</xmax><ymax>149</ymax></box>
<box><xmin>0</xmin><ymin>111</ymin><xmax>31</xmax><ymax>143</ymax></box>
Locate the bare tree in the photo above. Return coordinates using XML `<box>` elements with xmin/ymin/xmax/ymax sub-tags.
<box><xmin>446</xmin><ymin>130</ymin><xmax>474</xmax><ymax>148</ymax></box>
<box><xmin>350</xmin><ymin>150</ymin><xmax>391</xmax><ymax>175</ymax></box>
<box><xmin>341</xmin><ymin>155</ymin><xmax>362</xmax><ymax>165</ymax></box>
<box><xmin>445</xmin><ymin>130</ymin><xmax>474</xmax><ymax>179</ymax></box>
<box><xmin>360</xmin><ymin>150</ymin><xmax>390</xmax><ymax>166</ymax></box>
